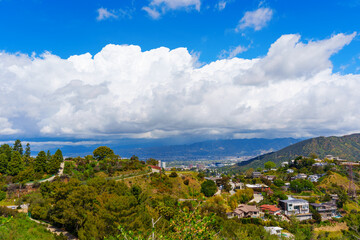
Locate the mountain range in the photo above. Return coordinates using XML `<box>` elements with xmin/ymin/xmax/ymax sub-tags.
<box><xmin>117</xmin><ymin>138</ymin><xmax>301</xmax><ymax>161</ymax></box>
<box><xmin>234</xmin><ymin>133</ymin><xmax>360</xmax><ymax>170</ymax></box>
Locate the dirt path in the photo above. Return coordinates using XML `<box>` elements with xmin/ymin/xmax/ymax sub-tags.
<box><xmin>29</xmin><ymin>217</ymin><xmax>78</xmax><ymax>239</ymax></box>
<box><xmin>26</xmin><ymin>161</ymin><xmax>65</xmax><ymax>186</ymax></box>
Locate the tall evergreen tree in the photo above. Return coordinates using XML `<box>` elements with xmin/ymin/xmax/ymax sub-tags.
<box><xmin>0</xmin><ymin>153</ymin><xmax>8</xmax><ymax>174</ymax></box>
<box><xmin>0</xmin><ymin>144</ymin><xmax>12</xmax><ymax>162</ymax></box>
<box><xmin>7</xmin><ymin>151</ymin><xmax>23</xmax><ymax>176</ymax></box>
<box><xmin>53</xmin><ymin>149</ymin><xmax>63</xmax><ymax>164</ymax></box>
<box><xmin>46</xmin><ymin>150</ymin><xmax>51</xmax><ymax>161</ymax></box>
<box><xmin>25</xmin><ymin>143</ymin><xmax>31</xmax><ymax>157</ymax></box>
<box><xmin>13</xmin><ymin>139</ymin><xmax>23</xmax><ymax>155</ymax></box>
<box><xmin>35</xmin><ymin>151</ymin><xmax>47</xmax><ymax>173</ymax></box>
<box><xmin>47</xmin><ymin>149</ymin><xmax>63</xmax><ymax>174</ymax></box>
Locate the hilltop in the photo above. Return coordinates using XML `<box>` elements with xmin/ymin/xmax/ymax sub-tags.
<box><xmin>233</xmin><ymin>133</ymin><xmax>360</xmax><ymax>170</ymax></box>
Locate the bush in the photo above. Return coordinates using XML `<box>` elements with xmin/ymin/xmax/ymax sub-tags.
<box><xmin>183</xmin><ymin>179</ymin><xmax>189</xmax><ymax>185</ymax></box>
<box><xmin>201</xmin><ymin>180</ymin><xmax>217</xmax><ymax>197</ymax></box>
<box><xmin>0</xmin><ymin>191</ymin><xmax>6</xmax><ymax>201</ymax></box>
<box><xmin>169</xmin><ymin>172</ymin><xmax>178</xmax><ymax>178</ymax></box>
<box><xmin>0</xmin><ymin>206</ymin><xmax>18</xmax><ymax>217</ymax></box>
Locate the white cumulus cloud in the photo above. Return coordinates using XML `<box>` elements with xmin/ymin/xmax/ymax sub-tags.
<box><xmin>237</xmin><ymin>7</ymin><xmax>273</xmax><ymax>31</ymax></box>
<box><xmin>0</xmin><ymin>33</ymin><xmax>358</xmax><ymax>139</ymax></box>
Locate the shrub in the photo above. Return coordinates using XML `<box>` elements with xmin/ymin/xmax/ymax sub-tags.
<box><xmin>0</xmin><ymin>191</ymin><xmax>6</xmax><ymax>201</ymax></box>
<box><xmin>169</xmin><ymin>172</ymin><xmax>178</xmax><ymax>178</ymax></box>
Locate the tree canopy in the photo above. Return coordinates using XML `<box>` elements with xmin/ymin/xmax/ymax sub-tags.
<box><xmin>93</xmin><ymin>146</ymin><xmax>114</xmax><ymax>160</ymax></box>
<box><xmin>201</xmin><ymin>180</ymin><xmax>217</xmax><ymax>197</ymax></box>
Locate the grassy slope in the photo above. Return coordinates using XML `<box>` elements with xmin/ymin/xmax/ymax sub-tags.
<box><xmin>318</xmin><ymin>172</ymin><xmax>360</xmax><ymax>191</ymax></box>
<box><xmin>122</xmin><ymin>171</ymin><xmax>203</xmax><ymax>199</ymax></box>
<box><xmin>0</xmin><ymin>215</ymin><xmax>56</xmax><ymax>240</ymax></box>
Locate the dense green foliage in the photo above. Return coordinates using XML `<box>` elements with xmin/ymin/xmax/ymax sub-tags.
<box><xmin>93</xmin><ymin>146</ymin><xmax>115</xmax><ymax>160</ymax></box>
<box><xmin>64</xmin><ymin>154</ymin><xmax>147</xmax><ymax>181</ymax></box>
<box><xmin>0</xmin><ymin>140</ymin><xmax>63</xmax><ymax>184</ymax></box>
<box><xmin>290</xmin><ymin>179</ymin><xmax>314</xmax><ymax>193</ymax></box>
<box><xmin>0</xmin><ymin>207</ymin><xmax>57</xmax><ymax>240</ymax></box>
<box><xmin>264</xmin><ymin>161</ymin><xmax>276</xmax><ymax>170</ymax></box>
<box><xmin>201</xmin><ymin>180</ymin><xmax>217</xmax><ymax>197</ymax></box>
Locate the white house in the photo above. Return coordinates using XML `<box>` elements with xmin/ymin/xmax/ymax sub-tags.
<box><xmin>264</xmin><ymin>227</ymin><xmax>283</xmax><ymax>237</ymax></box>
<box><xmin>279</xmin><ymin>197</ymin><xmax>312</xmax><ymax>221</ymax></box>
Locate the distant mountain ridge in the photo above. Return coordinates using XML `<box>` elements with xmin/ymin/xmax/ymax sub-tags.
<box><xmin>118</xmin><ymin>138</ymin><xmax>302</xmax><ymax>161</ymax></box>
<box><xmin>235</xmin><ymin>133</ymin><xmax>360</xmax><ymax>170</ymax></box>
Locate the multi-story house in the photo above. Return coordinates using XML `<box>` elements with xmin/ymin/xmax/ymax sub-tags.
<box><xmin>279</xmin><ymin>197</ymin><xmax>312</xmax><ymax>221</ymax></box>
<box><xmin>310</xmin><ymin>202</ymin><xmax>339</xmax><ymax>220</ymax></box>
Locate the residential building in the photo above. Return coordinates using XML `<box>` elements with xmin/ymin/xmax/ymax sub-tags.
<box><xmin>286</xmin><ymin>169</ymin><xmax>294</xmax><ymax>174</ymax></box>
<box><xmin>149</xmin><ymin>165</ymin><xmax>162</xmax><ymax>173</ymax></box>
<box><xmin>264</xmin><ymin>227</ymin><xmax>283</xmax><ymax>237</ymax></box>
<box><xmin>279</xmin><ymin>197</ymin><xmax>312</xmax><ymax>221</ymax></box>
<box><xmin>291</xmin><ymin>173</ymin><xmax>307</xmax><ymax>180</ymax></box>
<box><xmin>245</xmin><ymin>184</ymin><xmax>270</xmax><ymax>192</ymax></box>
<box><xmin>329</xmin><ymin>194</ymin><xmax>339</xmax><ymax>202</ymax></box>
<box><xmin>308</xmin><ymin>175</ymin><xmax>319</xmax><ymax>182</ymax></box>
<box><xmin>227</xmin><ymin>204</ymin><xmax>260</xmax><ymax>219</ymax></box>
<box><xmin>260</xmin><ymin>205</ymin><xmax>281</xmax><ymax>215</ymax></box>
<box><xmin>232</xmin><ymin>182</ymin><xmax>244</xmax><ymax>190</ymax></box>
<box><xmin>281</xmin><ymin>162</ymin><xmax>289</xmax><ymax>167</ymax></box>
<box><xmin>281</xmin><ymin>182</ymin><xmax>290</xmax><ymax>191</ymax></box>
<box><xmin>252</xmin><ymin>171</ymin><xmax>262</xmax><ymax>178</ymax></box>
<box><xmin>310</xmin><ymin>202</ymin><xmax>339</xmax><ymax>220</ymax></box>
<box><xmin>263</xmin><ymin>175</ymin><xmax>276</xmax><ymax>182</ymax></box>
<box><xmin>313</xmin><ymin>162</ymin><xmax>329</xmax><ymax>167</ymax></box>
<box><xmin>161</xmin><ymin>161</ymin><xmax>166</xmax><ymax>169</ymax></box>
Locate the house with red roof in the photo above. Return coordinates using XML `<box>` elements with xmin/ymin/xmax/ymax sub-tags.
<box><xmin>149</xmin><ymin>165</ymin><xmax>162</xmax><ymax>173</ymax></box>
<box><xmin>260</xmin><ymin>205</ymin><xmax>281</xmax><ymax>215</ymax></box>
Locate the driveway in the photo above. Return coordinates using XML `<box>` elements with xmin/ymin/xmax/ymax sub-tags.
<box><xmin>249</xmin><ymin>193</ymin><xmax>263</xmax><ymax>203</ymax></box>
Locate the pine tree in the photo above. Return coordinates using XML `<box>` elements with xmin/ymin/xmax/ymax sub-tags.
<box><xmin>0</xmin><ymin>144</ymin><xmax>12</xmax><ymax>162</ymax></box>
<box><xmin>25</xmin><ymin>143</ymin><xmax>31</xmax><ymax>157</ymax></box>
<box><xmin>13</xmin><ymin>139</ymin><xmax>23</xmax><ymax>155</ymax></box>
<box><xmin>46</xmin><ymin>150</ymin><xmax>51</xmax><ymax>161</ymax></box>
<box><xmin>7</xmin><ymin>151</ymin><xmax>23</xmax><ymax>176</ymax></box>
<box><xmin>53</xmin><ymin>149</ymin><xmax>63</xmax><ymax>164</ymax></box>
<box><xmin>47</xmin><ymin>149</ymin><xmax>63</xmax><ymax>174</ymax></box>
<box><xmin>35</xmin><ymin>151</ymin><xmax>47</xmax><ymax>173</ymax></box>
<box><xmin>0</xmin><ymin>153</ymin><xmax>8</xmax><ymax>174</ymax></box>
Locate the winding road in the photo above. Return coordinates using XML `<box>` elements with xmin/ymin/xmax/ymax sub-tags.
<box><xmin>25</xmin><ymin>161</ymin><xmax>65</xmax><ymax>186</ymax></box>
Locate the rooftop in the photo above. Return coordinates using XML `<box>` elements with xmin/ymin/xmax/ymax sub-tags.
<box><xmin>260</xmin><ymin>205</ymin><xmax>281</xmax><ymax>212</ymax></box>
<box><xmin>280</xmin><ymin>197</ymin><xmax>308</xmax><ymax>204</ymax></box>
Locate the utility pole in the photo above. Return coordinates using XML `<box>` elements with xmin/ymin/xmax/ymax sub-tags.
<box><xmin>151</xmin><ymin>216</ymin><xmax>162</xmax><ymax>240</ymax></box>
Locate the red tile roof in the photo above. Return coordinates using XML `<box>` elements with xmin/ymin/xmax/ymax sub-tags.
<box><xmin>260</xmin><ymin>205</ymin><xmax>280</xmax><ymax>213</ymax></box>
<box><xmin>149</xmin><ymin>165</ymin><xmax>162</xmax><ymax>170</ymax></box>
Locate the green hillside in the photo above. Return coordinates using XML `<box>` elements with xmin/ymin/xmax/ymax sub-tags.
<box><xmin>233</xmin><ymin>133</ymin><xmax>360</xmax><ymax>170</ymax></box>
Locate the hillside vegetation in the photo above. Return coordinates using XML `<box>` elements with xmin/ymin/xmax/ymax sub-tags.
<box><xmin>318</xmin><ymin>172</ymin><xmax>360</xmax><ymax>192</ymax></box>
<box><xmin>234</xmin><ymin>133</ymin><xmax>360</xmax><ymax>170</ymax></box>
<box><xmin>0</xmin><ymin>207</ymin><xmax>57</xmax><ymax>240</ymax></box>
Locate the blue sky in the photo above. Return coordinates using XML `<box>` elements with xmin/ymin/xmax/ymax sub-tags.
<box><xmin>0</xmin><ymin>0</ymin><xmax>359</xmax><ymax>71</ymax></box>
<box><xmin>0</xmin><ymin>0</ymin><xmax>360</xmax><ymax>151</ymax></box>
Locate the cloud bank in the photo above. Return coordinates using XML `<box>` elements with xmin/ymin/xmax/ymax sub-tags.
<box><xmin>0</xmin><ymin>33</ymin><xmax>358</xmax><ymax>139</ymax></box>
